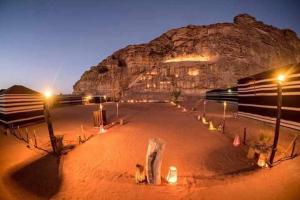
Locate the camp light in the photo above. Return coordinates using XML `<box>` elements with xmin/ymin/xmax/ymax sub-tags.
<box><xmin>44</xmin><ymin>89</ymin><xmax>52</xmax><ymax>99</ymax></box>
<box><xmin>166</xmin><ymin>166</ymin><xmax>177</xmax><ymax>184</ymax></box>
<box><xmin>208</xmin><ymin>121</ymin><xmax>216</xmax><ymax>131</ymax></box>
<box><xmin>277</xmin><ymin>74</ymin><xmax>285</xmax><ymax>84</ymax></box>
<box><xmin>257</xmin><ymin>153</ymin><xmax>268</xmax><ymax>167</ymax></box>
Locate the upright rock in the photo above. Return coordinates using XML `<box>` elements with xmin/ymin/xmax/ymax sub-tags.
<box><xmin>73</xmin><ymin>14</ymin><xmax>300</xmax><ymax>100</ymax></box>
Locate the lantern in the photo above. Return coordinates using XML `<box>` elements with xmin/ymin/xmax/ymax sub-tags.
<box><xmin>166</xmin><ymin>166</ymin><xmax>177</xmax><ymax>184</ymax></box>
<box><xmin>177</xmin><ymin>105</ymin><xmax>181</xmax><ymax>108</ymax></box>
<box><xmin>257</xmin><ymin>152</ymin><xmax>268</xmax><ymax>167</ymax></box>
<box><xmin>202</xmin><ymin>117</ymin><xmax>209</xmax><ymax>124</ymax></box>
<box><xmin>208</xmin><ymin>121</ymin><xmax>216</xmax><ymax>131</ymax></box>
<box><xmin>233</xmin><ymin>134</ymin><xmax>240</xmax><ymax>147</ymax></box>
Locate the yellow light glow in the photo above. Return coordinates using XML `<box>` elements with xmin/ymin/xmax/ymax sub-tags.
<box><xmin>202</xmin><ymin>117</ymin><xmax>209</xmax><ymax>124</ymax></box>
<box><xmin>99</xmin><ymin>126</ymin><xmax>106</xmax><ymax>134</ymax></box>
<box><xmin>164</xmin><ymin>55</ymin><xmax>210</xmax><ymax>63</ymax></box>
<box><xmin>166</xmin><ymin>166</ymin><xmax>177</xmax><ymax>184</ymax></box>
<box><xmin>86</xmin><ymin>95</ymin><xmax>92</xmax><ymax>100</ymax></box>
<box><xmin>223</xmin><ymin>101</ymin><xmax>227</xmax><ymax>107</ymax></box>
<box><xmin>208</xmin><ymin>121</ymin><xmax>216</xmax><ymax>131</ymax></box>
<box><xmin>44</xmin><ymin>89</ymin><xmax>52</xmax><ymax>99</ymax></box>
<box><xmin>277</xmin><ymin>74</ymin><xmax>285</xmax><ymax>84</ymax></box>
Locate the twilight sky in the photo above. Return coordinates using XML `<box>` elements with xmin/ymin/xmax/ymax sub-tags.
<box><xmin>0</xmin><ymin>0</ymin><xmax>299</xmax><ymax>94</ymax></box>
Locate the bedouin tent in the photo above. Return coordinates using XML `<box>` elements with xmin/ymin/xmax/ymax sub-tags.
<box><xmin>205</xmin><ymin>87</ymin><xmax>238</xmax><ymax>103</ymax></box>
<box><xmin>238</xmin><ymin>63</ymin><xmax>300</xmax><ymax>130</ymax></box>
<box><xmin>53</xmin><ymin>94</ymin><xmax>83</xmax><ymax>107</ymax></box>
<box><xmin>0</xmin><ymin>85</ymin><xmax>44</xmax><ymax>127</ymax></box>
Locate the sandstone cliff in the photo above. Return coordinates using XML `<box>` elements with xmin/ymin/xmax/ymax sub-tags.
<box><xmin>73</xmin><ymin>14</ymin><xmax>300</xmax><ymax>99</ymax></box>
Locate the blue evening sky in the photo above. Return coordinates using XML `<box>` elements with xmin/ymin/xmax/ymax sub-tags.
<box><xmin>0</xmin><ymin>0</ymin><xmax>299</xmax><ymax>94</ymax></box>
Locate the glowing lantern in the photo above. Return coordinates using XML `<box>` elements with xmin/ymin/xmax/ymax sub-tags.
<box><xmin>197</xmin><ymin>115</ymin><xmax>201</xmax><ymax>121</ymax></box>
<box><xmin>257</xmin><ymin>153</ymin><xmax>268</xmax><ymax>167</ymax></box>
<box><xmin>177</xmin><ymin>105</ymin><xmax>181</xmax><ymax>108</ymax></box>
<box><xmin>202</xmin><ymin>117</ymin><xmax>209</xmax><ymax>124</ymax></box>
<box><xmin>208</xmin><ymin>121</ymin><xmax>216</xmax><ymax>131</ymax></box>
<box><xmin>166</xmin><ymin>166</ymin><xmax>177</xmax><ymax>184</ymax></box>
<box><xmin>99</xmin><ymin>125</ymin><xmax>106</xmax><ymax>134</ymax></box>
<box><xmin>182</xmin><ymin>108</ymin><xmax>187</xmax><ymax>112</ymax></box>
<box><xmin>85</xmin><ymin>95</ymin><xmax>92</xmax><ymax>101</ymax></box>
<box><xmin>233</xmin><ymin>134</ymin><xmax>240</xmax><ymax>147</ymax></box>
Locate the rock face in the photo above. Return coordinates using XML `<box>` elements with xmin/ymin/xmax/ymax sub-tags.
<box><xmin>73</xmin><ymin>14</ymin><xmax>300</xmax><ymax>100</ymax></box>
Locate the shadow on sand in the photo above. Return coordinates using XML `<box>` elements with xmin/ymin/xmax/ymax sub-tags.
<box><xmin>9</xmin><ymin>154</ymin><xmax>62</xmax><ymax>199</ymax></box>
<box><xmin>204</xmin><ymin>145</ymin><xmax>258</xmax><ymax>177</ymax></box>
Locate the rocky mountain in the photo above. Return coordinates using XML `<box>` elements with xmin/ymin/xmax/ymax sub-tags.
<box><xmin>73</xmin><ymin>14</ymin><xmax>300</xmax><ymax>100</ymax></box>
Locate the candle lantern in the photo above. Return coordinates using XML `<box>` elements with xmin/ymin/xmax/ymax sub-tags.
<box><xmin>257</xmin><ymin>152</ymin><xmax>268</xmax><ymax>167</ymax></box>
<box><xmin>202</xmin><ymin>117</ymin><xmax>209</xmax><ymax>124</ymax></box>
<box><xmin>208</xmin><ymin>121</ymin><xmax>216</xmax><ymax>131</ymax></box>
<box><xmin>166</xmin><ymin>166</ymin><xmax>178</xmax><ymax>184</ymax></box>
<box><xmin>233</xmin><ymin>134</ymin><xmax>240</xmax><ymax>147</ymax></box>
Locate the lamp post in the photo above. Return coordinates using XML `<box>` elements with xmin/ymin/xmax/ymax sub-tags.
<box><xmin>203</xmin><ymin>100</ymin><xmax>207</xmax><ymax>118</ymax></box>
<box><xmin>116</xmin><ymin>102</ymin><xmax>119</xmax><ymax>119</ymax></box>
<box><xmin>100</xmin><ymin>103</ymin><xmax>103</xmax><ymax>125</ymax></box>
<box><xmin>223</xmin><ymin>101</ymin><xmax>227</xmax><ymax>134</ymax></box>
<box><xmin>269</xmin><ymin>74</ymin><xmax>285</xmax><ymax>165</ymax></box>
<box><xmin>43</xmin><ymin>90</ymin><xmax>57</xmax><ymax>155</ymax></box>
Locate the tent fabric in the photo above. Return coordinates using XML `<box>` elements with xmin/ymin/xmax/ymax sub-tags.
<box><xmin>205</xmin><ymin>87</ymin><xmax>238</xmax><ymax>103</ymax></box>
<box><xmin>0</xmin><ymin>85</ymin><xmax>44</xmax><ymax>127</ymax></box>
<box><xmin>237</xmin><ymin>63</ymin><xmax>300</xmax><ymax>130</ymax></box>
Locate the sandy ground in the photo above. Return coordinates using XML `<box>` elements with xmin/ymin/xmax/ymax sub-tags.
<box><xmin>0</xmin><ymin>102</ymin><xmax>299</xmax><ymax>200</ymax></box>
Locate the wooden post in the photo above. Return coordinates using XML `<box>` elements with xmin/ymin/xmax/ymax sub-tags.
<box><xmin>25</xmin><ymin>128</ymin><xmax>29</xmax><ymax>143</ymax></box>
<box><xmin>203</xmin><ymin>100</ymin><xmax>206</xmax><ymax>118</ymax></box>
<box><xmin>243</xmin><ymin>128</ymin><xmax>247</xmax><ymax>145</ymax></box>
<box><xmin>81</xmin><ymin>124</ymin><xmax>86</xmax><ymax>141</ymax></box>
<box><xmin>290</xmin><ymin>138</ymin><xmax>297</xmax><ymax>158</ymax></box>
<box><xmin>44</xmin><ymin>101</ymin><xmax>57</xmax><ymax>155</ymax></box>
<box><xmin>269</xmin><ymin>82</ymin><xmax>283</xmax><ymax>165</ymax></box>
<box><xmin>116</xmin><ymin>102</ymin><xmax>119</xmax><ymax>119</ymax></box>
<box><xmin>33</xmin><ymin>130</ymin><xmax>37</xmax><ymax>147</ymax></box>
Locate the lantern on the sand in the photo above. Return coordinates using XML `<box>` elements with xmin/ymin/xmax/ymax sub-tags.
<box><xmin>166</xmin><ymin>166</ymin><xmax>177</xmax><ymax>184</ymax></box>
<box><xmin>202</xmin><ymin>117</ymin><xmax>209</xmax><ymax>124</ymax></box>
<box><xmin>257</xmin><ymin>152</ymin><xmax>268</xmax><ymax>167</ymax></box>
<box><xmin>208</xmin><ymin>121</ymin><xmax>216</xmax><ymax>131</ymax></box>
<box><xmin>233</xmin><ymin>134</ymin><xmax>240</xmax><ymax>147</ymax></box>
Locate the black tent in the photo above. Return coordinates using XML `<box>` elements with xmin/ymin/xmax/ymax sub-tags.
<box><xmin>238</xmin><ymin>63</ymin><xmax>300</xmax><ymax>130</ymax></box>
<box><xmin>0</xmin><ymin>85</ymin><xmax>44</xmax><ymax>127</ymax></box>
<box><xmin>205</xmin><ymin>87</ymin><xmax>238</xmax><ymax>103</ymax></box>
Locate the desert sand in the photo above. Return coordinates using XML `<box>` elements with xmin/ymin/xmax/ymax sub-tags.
<box><xmin>0</xmin><ymin>102</ymin><xmax>299</xmax><ymax>200</ymax></box>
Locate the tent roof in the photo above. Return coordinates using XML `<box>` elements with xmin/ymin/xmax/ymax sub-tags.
<box><xmin>238</xmin><ymin>63</ymin><xmax>300</xmax><ymax>84</ymax></box>
<box><xmin>0</xmin><ymin>85</ymin><xmax>40</xmax><ymax>95</ymax></box>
